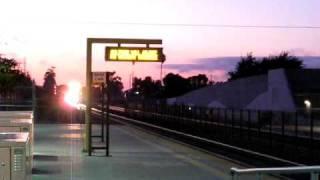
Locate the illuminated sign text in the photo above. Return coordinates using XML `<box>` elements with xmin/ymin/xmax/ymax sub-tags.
<box><xmin>105</xmin><ymin>47</ymin><xmax>164</xmax><ymax>62</ymax></box>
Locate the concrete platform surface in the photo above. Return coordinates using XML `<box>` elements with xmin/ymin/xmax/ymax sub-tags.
<box><xmin>32</xmin><ymin>123</ymin><xmax>279</xmax><ymax>180</ymax></box>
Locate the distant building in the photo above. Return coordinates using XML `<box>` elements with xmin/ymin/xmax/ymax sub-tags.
<box><xmin>167</xmin><ymin>69</ymin><xmax>320</xmax><ymax>112</ymax></box>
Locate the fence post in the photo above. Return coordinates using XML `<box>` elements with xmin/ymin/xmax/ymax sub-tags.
<box><xmin>258</xmin><ymin>110</ymin><xmax>261</xmax><ymax>138</ymax></box>
<box><xmin>224</xmin><ymin>109</ymin><xmax>228</xmax><ymax>140</ymax></box>
<box><xmin>231</xmin><ymin>173</ymin><xmax>239</xmax><ymax>180</ymax></box>
<box><xmin>181</xmin><ymin>104</ymin><xmax>185</xmax><ymax>131</ymax></box>
<box><xmin>32</xmin><ymin>82</ymin><xmax>37</xmax><ymax>123</ymax></box>
<box><xmin>209</xmin><ymin>108</ymin><xmax>214</xmax><ymax>137</ymax></box>
<box><xmin>248</xmin><ymin>110</ymin><xmax>251</xmax><ymax>142</ymax></box>
<box><xmin>310</xmin><ymin>110</ymin><xmax>314</xmax><ymax>163</ymax></box>
<box><xmin>256</xmin><ymin>173</ymin><xmax>262</xmax><ymax>180</ymax></box>
<box><xmin>231</xmin><ymin>109</ymin><xmax>234</xmax><ymax>139</ymax></box>
<box><xmin>179</xmin><ymin>105</ymin><xmax>184</xmax><ymax>132</ymax></box>
<box><xmin>295</xmin><ymin>111</ymin><xmax>298</xmax><ymax>138</ymax></box>
<box><xmin>269</xmin><ymin>111</ymin><xmax>273</xmax><ymax>151</ymax></box>
<box><xmin>217</xmin><ymin>108</ymin><xmax>220</xmax><ymax>127</ymax></box>
<box><xmin>281</xmin><ymin>112</ymin><xmax>285</xmax><ymax>154</ymax></box>
<box><xmin>311</xmin><ymin>172</ymin><xmax>319</xmax><ymax>180</ymax></box>
<box><xmin>281</xmin><ymin>112</ymin><xmax>285</xmax><ymax>137</ymax></box>
<box><xmin>240</xmin><ymin>109</ymin><xmax>243</xmax><ymax>139</ymax></box>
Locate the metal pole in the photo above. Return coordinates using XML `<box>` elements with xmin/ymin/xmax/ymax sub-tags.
<box><xmin>310</xmin><ymin>111</ymin><xmax>314</xmax><ymax>162</ymax></box>
<box><xmin>240</xmin><ymin>109</ymin><xmax>243</xmax><ymax>138</ymax></box>
<box><xmin>269</xmin><ymin>111</ymin><xmax>273</xmax><ymax>151</ymax></box>
<box><xmin>85</xmin><ymin>39</ymin><xmax>93</xmax><ymax>155</ymax></box>
<box><xmin>231</xmin><ymin>173</ymin><xmax>239</xmax><ymax>180</ymax></box>
<box><xmin>258</xmin><ymin>110</ymin><xmax>261</xmax><ymax>138</ymax></box>
<box><xmin>101</xmin><ymin>84</ymin><xmax>105</xmax><ymax>142</ymax></box>
<box><xmin>256</xmin><ymin>173</ymin><xmax>263</xmax><ymax>180</ymax></box>
<box><xmin>281</xmin><ymin>112</ymin><xmax>285</xmax><ymax>137</ymax></box>
<box><xmin>248</xmin><ymin>110</ymin><xmax>251</xmax><ymax>142</ymax></box>
<box><xmin>311</xmin><ymin>172</ymin><xmax>319</xmax><ymax>180</ymax></box>
<box><xmin>231</xmin><ymin>109</ymin><xmax>234</xmax><ymax>138</ymax></box>
<box><xmin>295</xmin><ymin>111</ymin><xmax>298</xmax><ymax>138</ymax></box>
<box><xmin>224</xmin><ymin>109</ymin><xmax>228</xmax><ymax>140</ymax></box>
<box><xmin>281</xmin><ymin>112</ymin><xmax>285</xmax><ymax>155</ymax></box>
<box><xmin>160</xmin><ymin>62</ymin><xmax>163</xmax><ymax>85</ymax></box>
<box><xmin>32</xmin><ymin>81</ymin><xmax>36</xmax><ymax>124</ymax></box>
<box><xmin>106</xmin><ymin>73</ymin><xmax>110</xmax><ymax>157</ymax></box>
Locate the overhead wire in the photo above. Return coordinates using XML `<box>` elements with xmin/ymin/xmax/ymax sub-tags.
<box><xmin>83</xmin><ymin>21</ymin><xmax>320</xmax><ymax>29</ymax></box>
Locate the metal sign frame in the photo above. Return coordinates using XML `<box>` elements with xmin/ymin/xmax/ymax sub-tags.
<box><xmin>85</xmin><ymin>38</ymin><xmax>163</xmax><ymax>156</ymax></box>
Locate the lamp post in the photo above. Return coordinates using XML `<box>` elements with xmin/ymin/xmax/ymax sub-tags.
<box><xmin>304</xmin><ymin>100</ymin><xmax>312</xmax><ymax>114</ymax></box>
<box><xmin>304</xmin><ymin>100</ymin><xmax>312</xmax><ymax>110</ymax></box>
<box><xmin>304</xmin><ymin>100</ymin><xmax>312</xmax><ymax>123</ymax></box>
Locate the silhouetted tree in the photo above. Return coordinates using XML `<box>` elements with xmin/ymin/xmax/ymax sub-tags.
<box><xmin>0</xmin><ymin>55</ymin><xmax>32</xmax><ymax>102</ymax></box>
<box><xmin>163</xmin><ymin>73</ymin><xmax>190</xmax><ymax>98</ymax></box>
<box><xmin>125</xmin><ymin>73</ymin><xmax>210</xmax><ymax>100</ymax></box>
<box><xmin>37</xmin><ymin>67</ymin><xmax>58</xmax><ymax>122</ymax></box>
<box><xmin>43</xmin><ymin>66</ymin><xmax>56</xmax><ymax>96</ymax></box>
<box><xmin>188</xmin><ymin>74</ymin><xmax>209</xmax><ymax>90</ymax></box>
<box><xmin>228</xmin><ymin>52</ymin><xmax>303</xmax><ymax>81</ymax></box>
<box><xmin>228</xmin><ymin>53</ymin><xmax>258</xmax><ymax>80</ymax></box>
<box><xmin>260</xmin><ymin>52</ymin><xmax>303</xmax><ymax>71</ymax></box>
<box><xmin>131</xmin><ymin>76</ymin><xmax>162</xmax><ymax>99</ymax></box>
<box><xmin>108</xmin><ymin>72</ymin><xmax>124</xmax><ymax>102</ymax></box>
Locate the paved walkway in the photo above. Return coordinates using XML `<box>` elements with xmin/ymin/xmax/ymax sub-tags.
<box><xmin>32</xmin><ymin>123</ymin><xmax>279</xmax><ymax>180</ymax></box>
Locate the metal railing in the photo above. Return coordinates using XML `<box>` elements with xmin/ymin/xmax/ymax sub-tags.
<box><xmin>109</xmin><ymin>103</ymin><xmax>320</xmax><ymax>165</ymax></box>
<box><xmin>230</xmin><ymin>166</ymin><xmax>320</xmax><ymax>180</ymax></box>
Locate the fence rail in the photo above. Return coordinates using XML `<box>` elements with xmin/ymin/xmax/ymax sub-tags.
<box><xmin>109</xmin><ymin>103</ymin><xmax>320</xmax><ymax>165</ymax></box>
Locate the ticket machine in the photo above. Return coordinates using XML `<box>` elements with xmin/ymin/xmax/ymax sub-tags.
<box><xmin>0</xmin><ymin>132</ymin><xmax>30</xmax><ymax>180</ymax></box>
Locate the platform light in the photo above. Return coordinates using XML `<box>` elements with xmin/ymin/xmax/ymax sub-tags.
<box><xmin>304</xmin><ymin>100</ymin><xmax>311</xmax><ymax>109</ymax></box>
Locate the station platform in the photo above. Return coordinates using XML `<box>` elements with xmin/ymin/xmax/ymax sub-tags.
<box><xmin>31</xmin><ymin>123</ymin><xmax>279</xmax><ymax>180</ymax></box>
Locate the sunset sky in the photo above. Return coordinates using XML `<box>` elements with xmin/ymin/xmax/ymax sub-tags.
<box><xmin>1</xmin><ymin>0</ymin><xmax>319</xmax><ymax>89</ymax></box>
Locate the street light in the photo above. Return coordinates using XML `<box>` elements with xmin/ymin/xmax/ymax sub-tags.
<box><xmin>304</xmin><ymin>100</ymin><xmax>312</xmax><ymax>123</ymax></box>
<box><xmin>304</xmin><ymin>100</ymin><xmax>311</xmax><ymax>109</ymax></box>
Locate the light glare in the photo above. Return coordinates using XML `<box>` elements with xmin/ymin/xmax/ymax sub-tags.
<box><xmin>64</xmin><ymin>81</ymin><xmax>81</xmax><ymax>107</ymax></box>
<box><xmin>304</xmin><ymin>100</ymin><xmax>311</xmax><ymax>108</ymax></box>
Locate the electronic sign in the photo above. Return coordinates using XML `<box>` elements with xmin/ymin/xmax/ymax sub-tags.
<box><xmin>105</xmin><ymin>47</ymin><xmax>165</xmax><ymax>62</ymax></box>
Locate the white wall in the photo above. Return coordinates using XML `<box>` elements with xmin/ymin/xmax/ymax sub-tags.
<box><xmin>168</xmin><ymin>69</ymin><xmax>296</xmax><ymax>111</ymax></box>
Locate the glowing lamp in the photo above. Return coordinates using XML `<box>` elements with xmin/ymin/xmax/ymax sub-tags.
<box><xmin>304</xmin><ymin>100</ymin><xmax>311</xmax><ymax>109</ymax></box>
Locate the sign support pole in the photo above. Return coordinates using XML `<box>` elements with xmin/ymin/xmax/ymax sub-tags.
<box><xmin>101</xmin><ymin>83</ymin><xmax>105</xmax><ymax>142</ymax></box>
<box><xmin>85</xmin><ymin>39</ymin><xmax>92</xmax><ymax>155</ymax></box>
<box><xmin>106</xmin><ymin>72</ymin><xmax>110</xmax><ymax>157</ymax></box>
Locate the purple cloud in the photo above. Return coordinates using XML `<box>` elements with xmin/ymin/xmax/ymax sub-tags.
<box><xmin>163</xmin><ymin>56</ymin><xmax>320</xmax><ymax>73</ymax></box>
<box><xmin>163</xmin><ymin>57</ymin><xmax>240</xmax><ymax>73</ymax></box>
